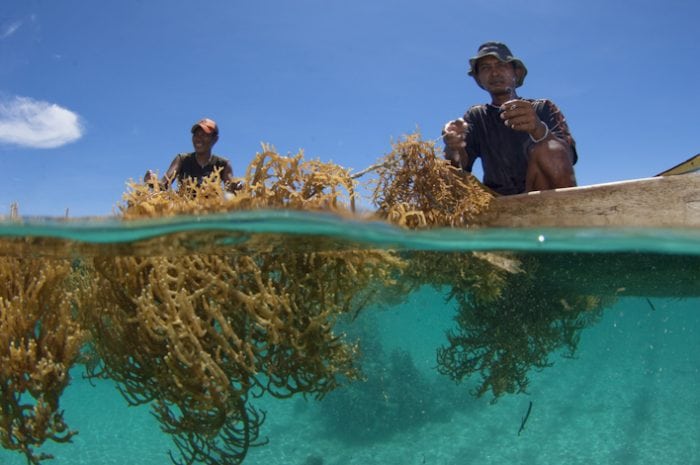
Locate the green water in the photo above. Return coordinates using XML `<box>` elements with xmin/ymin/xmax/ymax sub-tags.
<box><xmin>1</xmin><ymin>211</ymin><xmax>699</xmax><ymax>465</ymax></box>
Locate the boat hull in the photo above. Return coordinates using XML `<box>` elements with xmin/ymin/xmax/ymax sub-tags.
<box><xmin>474</xmin><ymin>173</ymin><xmax>700</xmax><ymax>228</ymax></box>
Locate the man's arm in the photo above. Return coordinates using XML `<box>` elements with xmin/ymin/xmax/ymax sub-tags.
<box><xmin>538</xmin><ymin>100</ymin><xmax>577</xmax><ymax>164</ymax></box>
<box><xmin>144</xmin><ymin>155</ymin><xmax>182</xmax><ymax>190</ymax></box>
<box><xmin>500</xmin><ymin>99</ymin><xmax>577</xmax><ymax>191</ymax></box>
<box><xmin>159</xmin><ymin>155</ymin><xmax>183</xmax><ymax>189</ymax></box>
<box><xmin>499</xmin><ymin>99</ymin><xmax>576</xmax><ymax>157</ymax></box>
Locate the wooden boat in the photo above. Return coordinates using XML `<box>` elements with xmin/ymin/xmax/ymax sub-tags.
<box><xmin>474</xmin><ymin>155</ymin><xmax>700</xmax><ymax>228</ymax></box>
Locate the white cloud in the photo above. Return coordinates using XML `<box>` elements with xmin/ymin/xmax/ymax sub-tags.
<box><xmin>0</xmin><ymin>96</ymin><xmax>84</xmax><ymax>149</ymax></box>
<box><xmin>0</xmin><ymin>21</ymin><xmax>22</xmax><ymax>39</ymax></box>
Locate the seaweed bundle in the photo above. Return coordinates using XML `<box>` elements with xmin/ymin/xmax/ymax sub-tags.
<box><xmin>370</xmin><ymin>133</ymin><xmax>493</xmax><ymax>228</ymax></box>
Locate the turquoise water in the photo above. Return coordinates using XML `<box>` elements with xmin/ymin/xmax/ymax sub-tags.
<box><xmin>2</xmin><ymin>210</ymin><xmax>700</xmax><ymax>254</ymax></box>
<box><xmin>1</xmin><ymin>211</ymin><xmax>699</xmax><ymax>465</ymax></box>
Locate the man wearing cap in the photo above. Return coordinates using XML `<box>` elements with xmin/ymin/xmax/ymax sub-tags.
<box><xmin>443</xmin><ymin>42</ymin><xmax>577</xmax><ymax>195</ymax></box>
<box><xmin>144</xmin><ymin>118</ymin><xmax>238</xmax><ymax>191</ymax></box>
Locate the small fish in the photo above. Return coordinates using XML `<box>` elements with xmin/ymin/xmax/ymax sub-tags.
<box><xmin>518</xmin><ymin>401</ymin><xmax>533</xmax><ymax>436</ymax></box>
<box><xmin>645</xmin><ymin>297</ymin><xmax>656</xmax><ymax>312</ymax></box>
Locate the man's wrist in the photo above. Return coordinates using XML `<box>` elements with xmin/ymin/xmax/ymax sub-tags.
<box><xmin>529</xmin><ymin>121</ymin><xmax>549</xmax><ymax>143</ymax></box>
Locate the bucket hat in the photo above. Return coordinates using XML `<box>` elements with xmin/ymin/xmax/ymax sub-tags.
<box><xmin>468</xmin><ymin>42</ymin><xmax>527</xmax><ymax>88</ymax></box>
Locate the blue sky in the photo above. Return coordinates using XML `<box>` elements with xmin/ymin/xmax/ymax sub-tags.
<box><xmin>1</xmin><ymin>0</ymin><xmax>697</xmax><ymax>217</ymax></box>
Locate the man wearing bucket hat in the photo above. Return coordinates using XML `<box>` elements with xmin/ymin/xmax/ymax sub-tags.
<box><xmin>144</xmin><ymin>118</ymin><xmax>239</xmax><ymax>192</ymax></box>
<box><xmin>443</xmin><ymin>42</ymin><xmax>577</xmax><ymax>195</ymax></box>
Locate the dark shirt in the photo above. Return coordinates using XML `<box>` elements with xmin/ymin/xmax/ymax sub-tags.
<box><xmin>175</xmin><ymin>152</ymin><xmax>231</xmax><ymax>185</ymax></box>
<box><xmin>446</xmin><ymin>99</ymin><xmax>577</xmax><ymax>195</ymax></box>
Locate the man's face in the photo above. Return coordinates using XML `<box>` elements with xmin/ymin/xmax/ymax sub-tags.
<box><xmin>192</xmin><ymin>127</ymin><xmax>217</xmax><ymax>154</ymax></box>
<box><xmin>475</xmin><ymin>56</ymin><xmax>518</xmax><ymax>94</ymax></box>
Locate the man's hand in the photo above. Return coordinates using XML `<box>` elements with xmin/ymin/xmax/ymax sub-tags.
<box><xmin>227</xmin><ymin>180</ymin><xmax>244</xmax><ymax>193</ymax></box>
<box><xmin>442</xmin><ymin>118</ymin><xmax>468</xmax><ymax>150</ymax></box>
<box><xmin>442</xmin><ymin>118</ymin><xmax>469</xmax><ymax>166</ymax></box>
<box><xmin>499</xmin><ymin>100</ymin><xmax>546</xmax><ymax>140</ymax></box>
<box><xmin>144</xmin><ymin>170</ymin><xmax>158</xmax><ymax>188</ymax></box>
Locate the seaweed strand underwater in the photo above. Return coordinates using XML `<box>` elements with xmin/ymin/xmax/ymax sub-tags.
<box><xmin>1</xmin><ymin>134</ymin><xmax>694</xmax><ymax>465</ymax></box>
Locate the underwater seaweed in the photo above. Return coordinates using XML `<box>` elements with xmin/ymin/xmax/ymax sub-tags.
<box><xmin>0</xmin><ymin>258</ymin><xmax>87</xmax><ymax>464</ymax></box>
<box><xmin>437</xmin><ymin>256</ymin><xmax>615</xmax><ymax>400</ymax></box>
<box><xmin>80</xmin><ymin>240</ymin><xmax>403</xmax><ymax>464</ymax></box>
